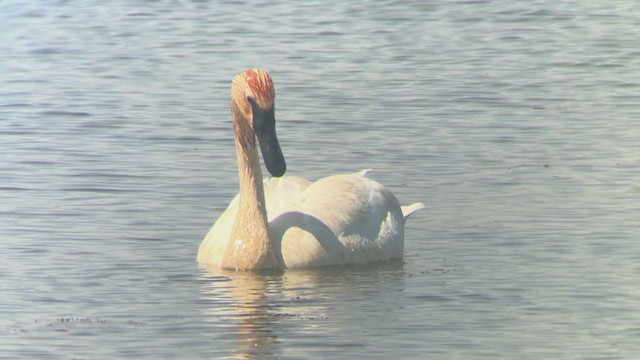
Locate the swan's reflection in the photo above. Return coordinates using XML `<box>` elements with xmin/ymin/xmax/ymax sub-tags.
<box><xmin>199</xmin><ymin>261</ymin><xmax>405</xmax><ymax>359</ymax></box>
<box><xmin>200</xmin><ymin>267</ymin><xmax>280</xmax><ymax>359</ymax></box>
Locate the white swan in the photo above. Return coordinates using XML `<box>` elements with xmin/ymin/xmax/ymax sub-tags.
<box><xmin>197</xmin><ymin>68</ymin><xmax>424</xmax><ymax>270</ymax></box>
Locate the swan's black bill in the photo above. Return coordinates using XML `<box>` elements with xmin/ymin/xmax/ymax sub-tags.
<box><xmin>249</xmin><ymin>97</ymin><xmax>286</xmax><ymax>177</ymax></box>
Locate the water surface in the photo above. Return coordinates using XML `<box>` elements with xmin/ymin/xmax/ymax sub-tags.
<box><xmin>1</xmin><ymin>1</ymin><xmax>639</xmax><ymax>358</ymax></box>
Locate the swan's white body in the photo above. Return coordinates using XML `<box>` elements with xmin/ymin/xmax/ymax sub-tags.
<box><xmin>198</xmin><ymin>170</ymin><xmax>424</xmax><ymax>268</ymax></box>
<box><xmin>196</xmin><ymin>69</ymin><xmax>424</xmax><ymax>270</ymax></box>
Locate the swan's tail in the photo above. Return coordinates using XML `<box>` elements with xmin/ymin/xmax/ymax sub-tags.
<box><xmin>401</xmin><ymin>202</ymin><xmax>425</xmax><ymax>220</ymax></box>
<box><xmin>355</xmin><ymin>168</ymin><xmax>373</xmax><ymax>178</ymax></box>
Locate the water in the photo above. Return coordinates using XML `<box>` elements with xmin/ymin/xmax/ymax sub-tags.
<box><xmin>2</xmin><ymin>0</ymin><xmax>639</xmax><ymax>358</ymax></box>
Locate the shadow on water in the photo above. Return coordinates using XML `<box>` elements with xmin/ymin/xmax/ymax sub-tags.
<box><xmin>198</xmin><ymin>261</ymin><xmax>406</xmax><ymax>359</ymax></box>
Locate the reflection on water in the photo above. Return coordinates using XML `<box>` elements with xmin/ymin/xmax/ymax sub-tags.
<box><xmin>199</xmin><ymin>262</ymin><xmax>406</xmax><ymax>359</ymax></box>
<box><xmin>201</xmin><ymin>271</ymin><xmax>278</xmax><ymax>359</ymax></box>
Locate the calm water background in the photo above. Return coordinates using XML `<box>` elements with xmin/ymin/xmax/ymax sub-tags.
<box><xmin>1</xmin><ymin>0</ymin><xmax>639</xmax><ymax>358</ymax></box>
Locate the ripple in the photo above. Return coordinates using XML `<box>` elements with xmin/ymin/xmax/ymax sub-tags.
<box><xmin>39</xmin><ymin>110</ymin><xmax>92</xmax><ymax>117</ymax></box>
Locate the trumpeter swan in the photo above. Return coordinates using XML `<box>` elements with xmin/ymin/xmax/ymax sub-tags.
<box><xmin>197</xmin><ymin>69</ymin><xmax>424</xmax><ymax>270</ymax></box>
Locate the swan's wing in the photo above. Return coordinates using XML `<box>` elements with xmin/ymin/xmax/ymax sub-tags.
<box><xmin>278</xmin><ymin>171</ymin><xmax>406</xmax><ymax>266</ymax></box>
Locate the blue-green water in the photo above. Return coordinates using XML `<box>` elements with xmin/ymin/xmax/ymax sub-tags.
<box><xmin>2</xmin><ymin>1</ymin><xmax>639</xmax><ymax>358</ymax></box>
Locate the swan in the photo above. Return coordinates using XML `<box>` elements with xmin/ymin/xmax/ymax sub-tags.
<box><xmin>197</xmin><ymin>68</ymin><xmax>424</xmax><ymax>270</ymax></box>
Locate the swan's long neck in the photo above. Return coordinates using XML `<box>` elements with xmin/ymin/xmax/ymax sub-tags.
<box><xmin>222</xmin><ymin>105</ymin><xmax>278</xmax><ymax>270</ymax></box>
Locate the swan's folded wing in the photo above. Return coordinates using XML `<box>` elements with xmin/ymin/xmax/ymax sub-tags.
<box><xmin>279</xmin><ymin>172</ymin><xmax>405</xmax><ymax>265</ymax></box>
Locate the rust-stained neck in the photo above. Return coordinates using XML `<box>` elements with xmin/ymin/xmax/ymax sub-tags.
<box><xmin>222</xmin><ymin>69</ymin><xmax>279</xmax><ymax>270</ymax></box>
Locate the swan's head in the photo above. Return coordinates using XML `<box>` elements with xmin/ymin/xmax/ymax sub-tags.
<box><xmin>231</xmin><ymin>68</ymin><xmax>286</xmax><ymax>177</ymax></box>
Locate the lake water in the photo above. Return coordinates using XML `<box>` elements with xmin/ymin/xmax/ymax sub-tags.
<box><xmin>2</xmin><ymin>0</ymin><xmax>639</xmax><ymax>358</ymax></box>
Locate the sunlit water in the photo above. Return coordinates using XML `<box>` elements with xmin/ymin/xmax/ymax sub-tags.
<box><xmin>2</xmin><ymin>1</ymin><xmax>639</xmax><ymax>358</ymax></box>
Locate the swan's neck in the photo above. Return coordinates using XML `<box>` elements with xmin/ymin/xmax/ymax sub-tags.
<box><xmin>222</xmin><ymin>107</ymin><xmax>278</xmax><ymax>270</ymax></box>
